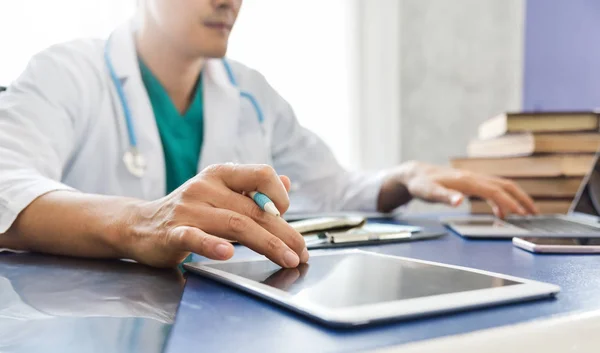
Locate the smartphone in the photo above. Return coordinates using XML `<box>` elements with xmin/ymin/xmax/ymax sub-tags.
<box><xmin>513</xmin><ymin>237</ymin><xmax>600</xmax><ymax>254</ymax></box>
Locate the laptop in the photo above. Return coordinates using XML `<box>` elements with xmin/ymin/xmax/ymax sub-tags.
<box><xmin>444</xmin><ymin>152</ymin><xmax>600</xmax><ymax>238</ymax></box>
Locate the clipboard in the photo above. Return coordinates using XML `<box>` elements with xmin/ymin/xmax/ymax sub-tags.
<box><xmin>291</xmin><ymin>218</ymin><xmax>447</xmax><ymax>250</ymax></box>
<box><xmin>288</xmin><ymin>216</ymin><xmax>367</xmax><ymax>234</ymax></box>
<box><xmin>304</xmin><ymin>229</ymin><xmax>446</xmax><ymax>250</ymax></box>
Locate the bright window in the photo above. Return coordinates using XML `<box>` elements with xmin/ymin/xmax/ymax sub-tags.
<box><xmin>0</xmin><ymin>0</ymin><xmax>134</xmax><ymax>84</ymax></box>
<box><xmin>228</xmin><ymin>0</ymin><xmax>359</xmax><ymax>168</ymax></box>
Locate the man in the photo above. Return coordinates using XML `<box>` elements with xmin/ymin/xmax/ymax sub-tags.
<box><xmin>0</xmin><ymin>0</ymin><xmax>537</xmax><ymax>269</ymax></box>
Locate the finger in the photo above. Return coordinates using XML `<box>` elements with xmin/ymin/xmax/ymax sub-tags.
<box><xmin>443</xmin><ymin>177</ymin><xmax>526</xmax><ymax>216</ymax></box>
<box><xmin>296</xmin><ymin>263</ymin><xmax>309</xmax><ymax>278</ymax></box>
<box><xmin>279</xmin><ymin>175</ymin><xmax>292</xmax><ymax>193</ymax></box>
<box><xmin>166</xmin><ymin>226</ymin><xmax>234</xmax><ymax>260</ymax></box>
<box><xmin>206</xmin><ymin>187</ymin><xmax>307</xmax><ymax>261</ymax></box>
<box><xmin>204</xmin><ymin>164</ymin><xmax>290</xmax><ymax>214</ymax></box>
<box><xmin>471</xmin><ymin>199</ymin><xmax>504</xmax><ymax>219</ymax></box>
<box><xmin>493</xmin><ymin>178</ymin><xmax>539</xmax><ymax>215</ymax></box>
<box><xmin>263</xmin><ymin>268</ymin><xmax>301</xmax><ymax>290</ymax></box>
<box><xmin>202</xmin><ymin>208</ymin><xmax>300</xmax><ymax>268</ymax></box>
<box><xmin>480</xmin><ymin>184</ymin><xmax>525</xmax><ymax>216</ymax></box>
<box><xmin>488</xmin><ymin>200</ymin><xmax>504</xmax><ymax>219</ymax></box>
<box><xmin>413</xmin><ymin>181</ymin><xmax>464</xmax><ymax>206</ymax></box>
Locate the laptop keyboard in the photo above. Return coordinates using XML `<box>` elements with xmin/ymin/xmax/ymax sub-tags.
<box><xmin>508</xmin><ymin>218</ymin><xmax>600</xmax><ymax>234</ymax></box>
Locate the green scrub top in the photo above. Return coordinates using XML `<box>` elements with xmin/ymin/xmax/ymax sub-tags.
<box><xmin>139</xmin><ymin>59</ymin><xmax>204</xmax><ymax>268</ymax></box>
<box><xmin>138</xmin><ymin>58</ymin><xmax>204</xmax><ymax>194</ymax></box>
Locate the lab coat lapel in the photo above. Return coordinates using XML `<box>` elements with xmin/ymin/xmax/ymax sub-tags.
<box><xmin>200</xmin><ymin>60</ymin><xmax>242</xmax><ymax>169</ymax></box>
<box><xmin>108</xmin><ymin>22</ymin><xmax>166</xmax><ymax>199</ymax></box>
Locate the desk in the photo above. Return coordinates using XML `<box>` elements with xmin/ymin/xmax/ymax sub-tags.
<box><xmin>0</xmin><ymin>254</ymin><xmax>184</xmax><ymax>353</ymax></box>
<box><xmin>165</xmin><ymin>216</ymin><xmax>600</xmax><ymax>353</ymax></box>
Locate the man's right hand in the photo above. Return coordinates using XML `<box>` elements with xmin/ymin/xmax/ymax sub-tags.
<box><xmin>122</xmin><ymin>164</ymin><xmax>309</xmax><ymax>268</ymax></box>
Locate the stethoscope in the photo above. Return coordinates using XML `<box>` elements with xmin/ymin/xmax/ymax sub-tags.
<box><xmin>104</xmin><ymin>39</ymin><xmax>265</xmax><ymax>178</ymax></box>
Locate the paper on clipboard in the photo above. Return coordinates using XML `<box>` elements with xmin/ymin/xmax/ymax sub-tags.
<box><xmin>288</xmin><ymin>216</ymin><xmax>367</xmax><ymax>234</ymax></box>
<box><xmin>303</xmin><ymin>222</ymin><xmax>429</xmax><ymax>248</ymax></box>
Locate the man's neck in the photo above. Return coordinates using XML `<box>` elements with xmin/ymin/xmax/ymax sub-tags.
<box><xmin>135</xmin><ymin>26</ymin><xmax>205</xmax><ymax>114</ymax></box>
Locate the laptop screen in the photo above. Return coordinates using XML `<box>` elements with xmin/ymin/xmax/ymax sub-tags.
<box><xmin>572</xmin><ymin>153</ymin><xmax>600</xmax><ymax>217</ymax></box>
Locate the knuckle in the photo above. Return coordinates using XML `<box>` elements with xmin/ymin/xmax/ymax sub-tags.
<box><xmin>266</xmin><ymin>236</ymin><xmax>284</xmax><ymax>253</ymax></box>
<box><xmin>177</xmin><ymin>228</ymin><xmax>193</xmax><ymax>249</ymax></box>
<box><xmin>171</xmin><ymin>200</ymin><xmax>192</xmax><ymax>217</ymax></box>
<box><xmin>460</xmin><ymin>172</ymin><xmax>477</xmax><ymax>184</ymax></box>
<box><xmin>255</xmin><ymin>165</ymin><xmax>276</xmax><ymax>182</ymax></box>
<box><xmin>202</xmin><ymin>164</ymin><xmax>221</xmax><ymax>175</ymax></box>
<box><xmin>228</xmin><ymin>214</ymin><xmax>249</xmax><ymax>233</ymax></box>
<box><xmin>504</xmin><ymin>180</ymin><xmax>519</xmax><ymax>192</ymax></box>
<box><xmin>165</xmin><ymin>227</ymin><xmax>186</xmax><ymax>248</ymax></box>
<box><xmin>202</xmin><ymin>163</ymin><xmax>232</xmax><ymax>177</ymax></box>
<box><xmin>182</xmin><ymin>179</ymin><xmax>219</xmax><ymax>204</ymax></box>
<box><xmin>489</xmin><ymin>187</ymin><xmax>505</xmax><ymax>199</ymax></box>
<box><xmin>197</xmin><ymin>233</ymin><xmax>211</xmax><ymax>253</ymax></box>
<box><xmin>247</xmin><ymin>203</ymin><xmax>267</xmax><ymax>221</ymax></box>
<box><xmin>287</xmin><ymin>233</ymin><xmax>305</xmax><ymax>251</ymax></box>
<box><xmin>187</xmin><ymin>179</ymin><xmax>212</xmax><ymax>194</ymax></box>
<box><xmin>191</xmin><ymin>177</ymin><xmax>211</xmax><ymax>188</ymax></box>
<box><xmin>448</xmin><ymin>170</ymin><xmax>469</xmax><ymax>183</ymax></box>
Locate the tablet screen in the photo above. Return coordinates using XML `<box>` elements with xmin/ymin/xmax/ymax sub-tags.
<box><xmin>204</xmin><ymin>252</ymin><xmax>521</xmax><ymax>309</ymax></box>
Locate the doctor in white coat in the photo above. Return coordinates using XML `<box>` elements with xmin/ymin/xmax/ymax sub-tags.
<box><xmin>0</xmin><ymin>0</ymin><xmax>537</xmax><ymax>268</ymax></box>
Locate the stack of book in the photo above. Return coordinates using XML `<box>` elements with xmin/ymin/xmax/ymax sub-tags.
<box><xmin>451</xmin><ymin>111</ymin><xmax>600</xmax><ymax>214</ymax></box>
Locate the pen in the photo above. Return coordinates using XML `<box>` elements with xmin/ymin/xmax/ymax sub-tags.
<box><xmin>248</xmin><ymin>191</ymin><xmax>280</xmax><ymax>217</ymax></box>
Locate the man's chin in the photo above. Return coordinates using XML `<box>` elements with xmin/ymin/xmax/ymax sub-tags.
<box><xmin>198</xmin><ymin>44</ymin><xmax>228</xmax><ymax>59</ymax></box>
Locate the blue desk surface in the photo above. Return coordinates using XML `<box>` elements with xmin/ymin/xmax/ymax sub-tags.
<box><xmin>165</xmin><ymin>217</ymin><xmax>600</xmax><ymax>353</ymax></box>
<box><xmin>0</xmin><ymin>254</ymin><xmax>184</xmax><ymax>353</ymax></box>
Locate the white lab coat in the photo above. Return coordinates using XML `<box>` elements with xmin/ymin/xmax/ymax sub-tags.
<box><xmin>0</xmin><ymin>22</ymin><xmax>386</xmax><ymax>233</ymax></box>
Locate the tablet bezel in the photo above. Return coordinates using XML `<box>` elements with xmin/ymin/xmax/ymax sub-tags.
<box><xmin>513</xmin><ymin>237</ymin><xmax>600</xmax><ymax>253</ymax></box>
<box><xmin>183</xmin><ymin>249</ymin><xmax>560</xmax><ymax>327</ymax></box>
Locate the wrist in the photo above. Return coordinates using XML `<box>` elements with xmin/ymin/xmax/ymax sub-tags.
<box><xmin>394</xmin><ymin>160</ymin><xmax>420</xmax><ymax>186</ymax></box>
<box><xmin>377</xmin><ymin>164</ymin><xmax>415</xmax><ymax>213</ymax></box>
<box><xmin>105</xmin><ymin>199</ymin><xmax>147</xmax><ymax>260</ymax></box>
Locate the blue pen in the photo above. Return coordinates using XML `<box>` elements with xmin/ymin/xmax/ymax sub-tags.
<box><xmin>248</xmin><ymin>191</ymin><xmax>280</xmax><ymax>217</ymax></box>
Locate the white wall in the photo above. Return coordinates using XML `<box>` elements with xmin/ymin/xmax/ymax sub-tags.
<box><xmin>399</xmin><ymin>0</ymin><xmax>525</xmax><ymax>212</ymax></box>
<box><xmin>0</xmin><ymin>0</ymin><xmax>135</xmax><ymax>84</ymax></box>
<box><xmin>228</xmin><ymin>0</ymin><xmax>360</xmax><ymax>169</ymax></box>
<box><xmin>356</xmin><ymin>0</ymin><xmax>402</xmax><ymax>170</ymax></box>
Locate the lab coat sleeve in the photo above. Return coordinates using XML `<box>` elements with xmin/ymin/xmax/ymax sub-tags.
<box><xmin>0</xmin><ymin>46</ymin><xmax>85</xmax><ymax>233</ymax></box>
<box><xmin>269</xmin><ymin>91</ymin><xmax>389</xmax><ymax>213</ymax></box>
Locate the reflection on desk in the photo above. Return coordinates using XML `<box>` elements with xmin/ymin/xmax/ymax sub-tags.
<box><xmin>0</xmin><ymin>254</ymin><xmax>184</xmax><ymax>353</ymax></box>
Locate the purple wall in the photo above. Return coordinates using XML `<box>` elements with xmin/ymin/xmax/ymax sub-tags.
<box><xmin>524</xmin><ymin>0</ymin><xmax>600</xmax><ymax>110</ymax></box>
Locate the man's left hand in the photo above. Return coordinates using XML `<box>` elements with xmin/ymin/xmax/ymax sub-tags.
<box><xmin>378</xmin><ymin>161</ymin><xmax>539</xmax><ymax>219</ymax></box>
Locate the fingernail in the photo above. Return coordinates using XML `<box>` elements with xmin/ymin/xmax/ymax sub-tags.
<box><xmin>283</xmin><ymin>250</ymin><xmax>300</xmax><ymax>268</ymax></box>
<box><xmin>215</xmin><ymin>244</ymin><xmax>231</xmax><ymax>258</ymax></box>
<box><xmin>492</xmin><ymin>206</ymin><xmax>502</xmax><ymax>218</ymax></box>
<box><xmin>300</xmin><ymin>248</ymin><xmax>309</xmax><ymax>263</ymax></box>
<box><xmin>518</xmin><ymin>207</ymin><xmax>527</xmax><ymax>215</ymax></box>
<box><xmin>450</xmin><ymin>194</ymin><xmax>463</xmax><ymax>206</ymax></box>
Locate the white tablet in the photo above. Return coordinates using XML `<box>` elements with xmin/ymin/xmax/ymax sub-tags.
<box><xmin>183</xmin><ymin>250</ymin><xmax>560</xmax><ymax>327</ymax></box>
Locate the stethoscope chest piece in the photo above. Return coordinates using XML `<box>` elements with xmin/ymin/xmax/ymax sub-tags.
<box><xmin>123</xmin><ymin>148</ymin><xmax>147</xmax><ymax>178</ymax></box>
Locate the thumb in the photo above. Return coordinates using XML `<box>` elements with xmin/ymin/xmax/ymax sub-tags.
<box><xmin>427</xmin><ymin>184</ymin><xmax>464</xmax><ymax>207</ymax></box>
<box><xmin>279</xmin><ymin>175</ymin><xmax>292</xmax><ymax>193</ymax></box>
